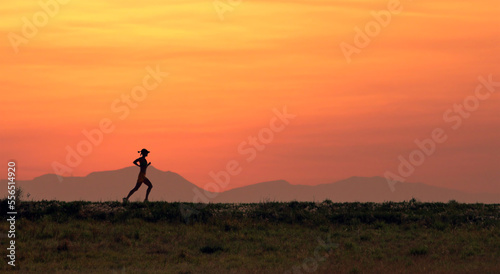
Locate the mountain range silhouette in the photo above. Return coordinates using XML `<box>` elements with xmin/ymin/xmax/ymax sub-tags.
<box><xmin>4</xmin><ymin>166</ymin><xmax>499</xmax><ymax>203</ymax></box>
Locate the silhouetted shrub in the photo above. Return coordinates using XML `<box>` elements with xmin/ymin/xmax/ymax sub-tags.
<box><xmin>200</xmin><ymin>244</ymin><xmax>224</xmax><ymax>254</ymax></box>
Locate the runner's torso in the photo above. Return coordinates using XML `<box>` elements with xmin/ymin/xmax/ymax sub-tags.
<box><xmin>138</xmin><ymin>157</ymin><xmax>148</xmax><ymax>174</ymax></box>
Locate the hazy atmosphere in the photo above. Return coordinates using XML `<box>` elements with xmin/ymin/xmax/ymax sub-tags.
<box><xmin>2</xmin><ymin>1</ymin><xmax>500</xmax><ymax>273</ymax></box>
<box><xmin>1</xmin><ymin>0</ymin><xmax>499</xmax><ymax>196</ymax></box>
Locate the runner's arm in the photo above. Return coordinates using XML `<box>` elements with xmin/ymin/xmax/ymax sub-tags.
<box><xmin>133</xmin><ymin>158</ymin><xmax>141</xmax><ymax>167</ymax></box>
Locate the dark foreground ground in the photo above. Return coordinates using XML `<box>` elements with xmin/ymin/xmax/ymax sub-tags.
<box><xmin>1</xmin><ymin>200</ymin><xmax>499</xmax><ymax>273</ymax></box>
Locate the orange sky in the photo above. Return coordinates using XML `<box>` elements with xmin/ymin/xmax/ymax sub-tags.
<box><xmin>1</xmin><ymin>0</ymin><xmax>499</xmax><ymax>193</ymax></box>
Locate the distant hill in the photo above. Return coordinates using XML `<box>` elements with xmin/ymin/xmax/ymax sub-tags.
<box><xmin>212</xmin><ymin>176</ymin><xmax>500</xmax><ymax>203</ymax></box>
<box><xmin>3</xmin><ymin>168</ymin><xmax>499</xmax><ymax>203</ymax></box>
<box><xmin>8</xmin><ymin>166</ymin><xmax>204</xmax><ymax>202</ymax></box>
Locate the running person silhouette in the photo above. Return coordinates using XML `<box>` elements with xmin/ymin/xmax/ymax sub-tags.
<box><xmin>124</xmin><ymin>148</ymin><xmax>153</xmax><ymax>202</ymax></box>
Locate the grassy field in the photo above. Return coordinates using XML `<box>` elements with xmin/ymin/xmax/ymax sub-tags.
<box><xmin>1</xmin><ymin>199</ymin><xmax>499</xmax><ymax>273</ymax></box>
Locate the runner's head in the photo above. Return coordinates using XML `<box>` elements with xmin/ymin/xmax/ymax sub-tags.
<box><xmin>138</xmin><ymin>148</ymin><xmax>150</xmax><ymax>156</ymax></box>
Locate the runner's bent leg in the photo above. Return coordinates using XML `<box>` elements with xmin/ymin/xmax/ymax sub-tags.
<box><xmin>144</xmin><ymin>178</ymin><xmax>153</xmax><ymax>201</ymax></box>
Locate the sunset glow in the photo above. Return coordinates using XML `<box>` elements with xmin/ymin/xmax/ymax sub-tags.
<box><xmin>1</xmin><ymin>0</ymin><xmax>499</xmax><ymax>193</ymax></box>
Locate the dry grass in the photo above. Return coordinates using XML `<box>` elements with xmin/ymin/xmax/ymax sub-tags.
<box><xmin>0</xmin><ymin>200</ymin><xmax>499</xmax><ymax>273</ymax></box>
